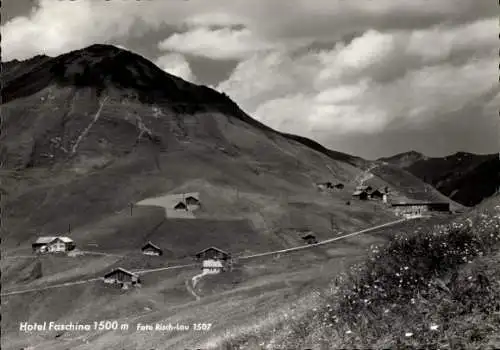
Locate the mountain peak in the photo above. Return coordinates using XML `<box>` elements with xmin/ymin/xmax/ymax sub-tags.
<box><xmin>1</xmin><ymin>43</ymin><xmax>237</xmax><ymax>109</ymax></box>
<box><xmin>378</xmin><ymin>150</ymin><xmax>426</xmax><ymax>164</ymax></box>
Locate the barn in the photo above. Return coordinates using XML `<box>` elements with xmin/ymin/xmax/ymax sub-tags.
<box><xmin>103</xmin><ymin>268</ymin><xmax>140</xmax><ymax>288</ymax></box>
<box><xmin>141</xmin><ymin>241</ymin><xmax>162</xmax><ymax>256</ymax></box>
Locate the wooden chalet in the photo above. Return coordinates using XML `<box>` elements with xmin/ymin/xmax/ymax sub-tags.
<box><xmin>141</xmin><ymin>241</ymin><xmax>163</xmax><ymax>256</ymax></box>
<box><xmin>32</xmin><ymin>236</ymin><xmax>75</xmax><ymax>253</ymax></box>
<box><xmin>103</xmin><ymin>268</ymin><xmax>140</xmax><ymax>288</ymax></box>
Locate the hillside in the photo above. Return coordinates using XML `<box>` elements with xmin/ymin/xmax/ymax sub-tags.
<box><xmin>1</xmin><ymin>44</ymin><xmax>459</xmax><ymax>350</ymax></box>
<box><xmin>380</xmin><ymin>151</ymin><xmax>500</xmax><ymax>206</ymax></box>
<box><xmin>219</xmin><ymin>195</ymin><xmax>500</xmax><ymax>349</ymax></box>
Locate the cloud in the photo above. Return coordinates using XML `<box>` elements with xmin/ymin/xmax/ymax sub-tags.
<box><xmin>0</xmin><ymin>0</ymin><xmax>199</xmax><ymax>61</ymax></box>
<box><xmin>2</xmin><ymin>0</ymin><xmax>497</xmax><ymax>158</ymax></box>
<box><xmin>217</xmin><ymin>18</ymin><xmax>498</xmax><ymax>158</ymax></box>
<box><xmin>154</xmin><ymin>53</ymin><xmax>196</xmax><ymax>82</ymax></box>
<box><xmin>183</xmin><ymin>12</ymin><xmax>248</xmax><ymax>28</ymax></box>
<box><xmin>157</xmin><ymin>27</ymin><xmax>310</xmax><ymax>60</ymax></box>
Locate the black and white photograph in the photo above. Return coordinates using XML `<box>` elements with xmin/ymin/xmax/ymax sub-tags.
<box><xmin>1</xmin><ymin>0</ymin><xmax>499</xmax><ymax>349</ymax></box>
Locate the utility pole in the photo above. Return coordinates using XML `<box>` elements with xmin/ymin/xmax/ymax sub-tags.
<box><xmin>130</xmin><ymin>203</ymin><xmax>134</xmax><ymax>216</ymax></box>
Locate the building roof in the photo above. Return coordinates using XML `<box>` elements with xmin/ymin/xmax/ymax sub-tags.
<box><xmin>195</xmin><ymin>246</ymin><xmax>230</xmax><ymax>256</ymax></box>
<box><xmin>202</xmin><ymin>259</ymin><xmax>224</xmax><ymax>268</ymax></box>
<box><xmin>142</xmin><ymin>241</ymin><xmax>162</xmax><ymax>251</ymax></box>
<box><xmin>58</xmin><ymin>236</ymin><xmax>74</xmax><ymax>243</ymax></box>
<box><xmin>104</xmin><ymin>267</ymin><xmax>138</xmax><ymax>278</ymax></box>
<box><xmin>352</xmin><ymin>190</ymin><xmax>367</xmax><ymax>196</ymax></box>
<box><xmin>302</xmin><ymin>233</ymin><xmax>316</xmax><ymax>239</ymax></box>
<box><xmin>34</xmin><ymin>236</ymin><xmax>58</xmax><ymax>244</ymax></box>
<box><xmin>391</xmin><ymin>202</ymin><xmax>449</xmax><ymax>207</ymax></box>
<box><xmin>185</xmin><ymin>196</ymin><xmax>200</xmax><ymax>202</ymax></box>
<box><xmin>174</xmin><ymin>201</ymin><xmax>187</xmax><ymax>208</ymax></box>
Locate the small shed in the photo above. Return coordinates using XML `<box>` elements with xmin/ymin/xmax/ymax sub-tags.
<box><xmin>301</xmin><ymin>233</ymin><xmax>318</xmax><ymax>245</ymax></box>
<box><xmin>202</xmin><ymin>259</ymin><xmax>224</xmax><ymax>274</ymax></box>
<box><xmin>141</xmin><ymin>241</ymin><xmax>162</xmax><ymax>256</ymax></box>
<box><xmin>195</xmin><ymin>246</ymin><xmax>231</xmax><ymax>262</ymax></box>
<box><xmin>103</xmin><ymin>268</ymin><xmax>140</xmax><ymax>288</ymax></box>
<box><xmin>370</xmin><ymin>189</ymin><xmax>384</xmax><ymax>200</ymax></box>
<box><xmin>185</xmin><ymin>196</ymin><xmax>200</xmax><ymax>206</ymax></box>
<box><xmin>174</xmin><ymin>201</ymin><xmax>187</xmax><ymax>210</ymax></box>
<box><xmin>352</xmin><ymin>190</ymin><xmax>369</xmax><ymax>200</ymax></box>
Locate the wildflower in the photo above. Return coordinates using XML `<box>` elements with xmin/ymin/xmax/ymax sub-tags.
<box><xmin>405</xmin><ymin>332</ymin><xmax>413</xmax><ymax>337</ymax></box>
<box><xmin>346</xmin><ymin>330</ymin><xmax>352</xmax><ymax>334</ymax></box>
<box><xmin>430</xmin><ymin>324</ymin><xmax>439</xmax><ymax>331</ymax></box>
<box><xmin>411</xmin><ymin>298</ymin><xmax>415</xmax><ymax>304</ymax></box>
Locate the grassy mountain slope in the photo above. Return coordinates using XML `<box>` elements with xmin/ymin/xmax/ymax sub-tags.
<box><xmin>220</xmin><ymin>195</ymin><xmax>500</xmax><ymax>349</ymax></box>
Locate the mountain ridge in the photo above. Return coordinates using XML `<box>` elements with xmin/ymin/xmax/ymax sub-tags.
<box><xmin>380</xmin><ymin>150</ymin><xmax>500</xmax><ymax>206</ymax></box>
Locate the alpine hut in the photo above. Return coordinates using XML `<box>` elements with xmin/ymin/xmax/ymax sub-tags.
<box><xmin>174</xmin><ymin>201</ymin><xmax>187</xmax><ymax>210</ymax></box>
<box><xmin>141</xmin><ymin>241</ymin><xmax>163</xmax><ymax>256</ymax></box>
<box><xmin>185</xmin><ymin>196</ymin><xmax>201</xmax><ymax>206</ymax></box>
<box><xmin>103</xmin><ymin>268</ymin><xmax>141</xmax><ymax>289</ymax></box>
<box><xmin>302</xmin><ymin>233</ymin><xmax>318</xmax><ymax>245</ymax></box>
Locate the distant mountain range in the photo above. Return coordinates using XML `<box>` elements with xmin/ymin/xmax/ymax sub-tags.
<box><xmin>379</xmin><ymin>151</ymin><xmax>500</xmax><ymax>206</ymax></box>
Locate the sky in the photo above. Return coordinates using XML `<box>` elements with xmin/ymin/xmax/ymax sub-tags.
<box><xmin>2</xmin><ymin>0</ymin><xmax>499</xmax><ymax>159</ymax></box>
